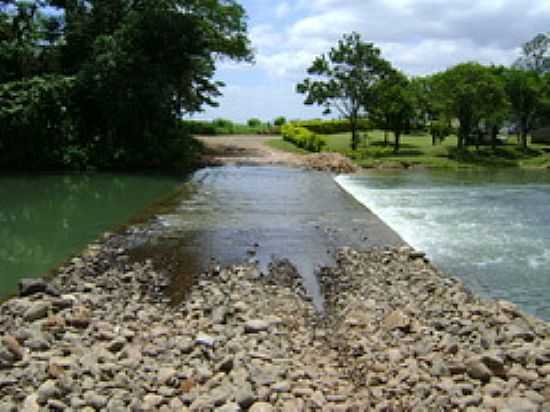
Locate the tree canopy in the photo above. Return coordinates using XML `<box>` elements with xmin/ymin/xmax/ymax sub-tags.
<box><xmin>0</xmin><ymin>0</ymin><xmax>252</xmax><ymax>170</ymax></box>
<box><xmin>296</xmin><ymin>32</ymin><xmax>393</xmax><ymax>151</ymax></box>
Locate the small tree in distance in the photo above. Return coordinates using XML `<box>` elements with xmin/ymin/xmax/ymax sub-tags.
<box><xmin>370</xmin><ymin>70</ymin><xmax>415</xmax><ymax>153</ymax></box>
<box><xmin>297</xmin><ymin>32</ymin><xmax>393</xmax><ymax>151</ymax></box>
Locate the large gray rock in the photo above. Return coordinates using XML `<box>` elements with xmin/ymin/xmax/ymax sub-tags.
<box><xmin>18</xmin><ymin>279</ymin><xmax>60</xmax><ymax>297</ymax></box>
<box><xmin>24</xmin><ymin>302</ymin><xmax>50</xmax><ymax>322</ymax></box>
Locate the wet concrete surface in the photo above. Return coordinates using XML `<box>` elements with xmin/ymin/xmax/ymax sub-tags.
<box><xmin>129</xmin><ymin>166</ymin><xmax>403</xmax><ymax>310</ymax></box>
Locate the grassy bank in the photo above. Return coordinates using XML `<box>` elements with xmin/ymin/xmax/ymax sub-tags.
<box><xmin>270</xmin><ymin>130</ymin><xmax>550</xmax><ymax>169</ymax></box>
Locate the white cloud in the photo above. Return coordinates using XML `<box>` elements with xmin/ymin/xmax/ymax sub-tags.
<box><xmin>204</xmin><ymin>0</ymin><xmax>550</xmax><ymax>121</ymax></box>
<box><xmin>275</xmin><ymin>2</ymin><xmax>291</xmax><ymax>19</ymax></box>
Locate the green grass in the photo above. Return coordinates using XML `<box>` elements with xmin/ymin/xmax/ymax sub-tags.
<box><xmin>265</xmin><ymin>138</ymin><xmax>309</xmax><ymax>154</ymax></box>
<box><xmin>269</xmin><ymin>130</ymin><xmax>550</xmax><ymax>170</ymax></box>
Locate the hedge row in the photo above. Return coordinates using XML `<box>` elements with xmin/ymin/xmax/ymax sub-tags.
<box><xmin>281</xmin><ymin>124</ymin><xmax>326</xmax><ymax>152</ymax></box>
<box><xmin>180</xmin><ymin>119</ymin><xmax>280</xmax><ymax>136</ymax></box>
<box><xmin>294</xmin><ymin>119</ymin><xmax>371</xmax><ymax>135</ymax></box>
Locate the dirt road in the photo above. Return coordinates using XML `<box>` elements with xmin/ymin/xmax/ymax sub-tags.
<box><xmin>198</xmin><ymin>135</ymin><xmax>303</xmax><ymax>166</ymax></box>
<box><xmin>198</xmin><ymin>134</ymin><xmax>358</xmax><ymax>173</ymax></box>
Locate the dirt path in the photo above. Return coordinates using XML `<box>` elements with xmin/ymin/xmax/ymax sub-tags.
<box><xmin>198</xmin><ymin>134</ymin><xmax>359</xmax><ymax>173</ymax></box>
<box><xmin>198</xmin><ymin>135</ymin><xmax>303</xmax><ymax>167</ymax></box>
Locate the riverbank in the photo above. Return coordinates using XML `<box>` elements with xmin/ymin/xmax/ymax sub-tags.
<box><xmin>264</xmin><ymin>132</ymin><xmax>550</xmax><ymax>171</ymax></box>
<box><xmin>0</xmin><ymin>234</ymin><xmax>549</xmax><ymax>411</ymax></box>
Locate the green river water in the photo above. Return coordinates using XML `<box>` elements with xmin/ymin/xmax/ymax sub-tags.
<box><xmin>0</xmin><ymin>174</ymin><xmax>180</xmax><ymax>297</ymax></box>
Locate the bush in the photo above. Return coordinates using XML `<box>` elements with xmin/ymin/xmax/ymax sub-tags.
<box><xmin>247</xmin><ymin>118</ymin><xmax>262</xmax><ymax>128</ymax></box>
<box><xmin>274</xmin><ymin>116</ymin><xmax>287</xmax><ymax>126</ymax></box>
<box><xmin>294</xmin><ymin>119</ymin><xmax>371</xmax><ymax>134</ymax></box>
<box><xmin>281</xmin><ymin>124</ymin><xmax>326</xmax><ymax>152</ymax></box>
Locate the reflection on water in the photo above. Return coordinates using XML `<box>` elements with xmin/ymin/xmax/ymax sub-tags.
<box><xmin>151</xmin><ymin>166</ymin><xmax>403</xmax><ymax>310</ymax></box>
<box><xmin>0</xmin><ymin>174</ymin><xmax>179</xmax><ymax>297</ymax></box>
<box><xmin>336</xmin><ymin>169</ymin><xmax>550</xmax><ymax>320</ymax></box>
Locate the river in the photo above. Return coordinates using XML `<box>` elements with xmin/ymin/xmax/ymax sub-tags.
<box><xmin>336</xmin><ymin>169</ymin><xmax>550</xmax><ymax>321</ymax></box>
<box><xmin>0</xmin><ymin>174</ymin><xmax>180</xmax><ymax>297</ymax></box>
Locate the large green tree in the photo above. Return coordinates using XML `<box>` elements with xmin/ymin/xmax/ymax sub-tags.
<box><xmin>502</xmin><ymin>68</ymin><xmax>546</xmax><ymax>149</ymax></box>
<box><xmin>297</xmin><ymin>32</ymin><xmax>392</xmax><ymax>151</ymax></box>
<box><xmin>370</xmin><ymin>70</ymin><xmax>415</xmax><ymax>153</ymax></box>
<box><xmin>433</xmin><ymin>63</ymin><xmax>507</xmax><ymax>150</ymax></box>
<box><xmin>0</xmin><ymin>0</ymin><xmax>252</xmax><ymax>170</ymax></box>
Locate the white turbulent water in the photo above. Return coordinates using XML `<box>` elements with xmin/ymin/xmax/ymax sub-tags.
<box><xmin>336</xmin><ymin>171</ymin><xmax>550</xmax><ymax>321</ymax></box>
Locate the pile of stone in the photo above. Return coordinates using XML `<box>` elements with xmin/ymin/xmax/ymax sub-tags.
<box><xmin>0</xmin><ymin>233</ymin><xmax>548</xmax><ymax>411</ymax></box>
<box><xmin>318</xmin><ymin>247</ymin><xmax>550</xmax><ymax>411</ymax></box>
<box><xmin>303</xmin><ymin>153</ymin><xmax>359</xmax><ymax>174</ymax></box>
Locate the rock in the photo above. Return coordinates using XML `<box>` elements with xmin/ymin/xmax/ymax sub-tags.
<box><xmin>382</xmin><ymin>309</ymin><xmax>411</xmax><ymax>332</ymax></box>
<box><xmin>311</xmin><ymin>391</ymin><xmax>326</xmax><ymax>408</ymax></box>
<box><xmin>47</xmin><ymin>399</ymin><xmax>68</xmax><ymax>411</ymax></box>
<box><xmin>2</xmin><ymin>336</ymin><xmax>24</xmax><ymax>360</ymax></box>
<box><xmin>158</xmin><ymin>367</ymin><xmax>177</xmax><ymax>385</ymax></box>
<box><xmin>216</xmin><ymin>356</ymin><xmax>234</xmax><ymax>373</ymax></box>
<box><xmin>465</xmin><ymin>358</ymin><xmax>493</xmax><ymax>382</ymax></box>
<box><xmin>143</xmin><ymin>394</ymin><xmax>164</xmax><ymax>410</ymax></box>
<box><xmin>24</xmin><ymin>302</ymin><xmax>50</xmax><ymax>322</ymax></box>
<box><xmin>235</xmin><ymin>388</ymin><xmax>256</xmax><ymax>409</ymax></box>
<box><xmin>480</xmin><ymin>352</ymin><xmax>506</xmax><ymax>377</ymax></box>
<box><xmin>0</xmin><ymin>401</ymin><xmax>16</xmax><ymax>412</ymax></box>
<box><xmin>84</xmin><ymin>392</ymin><xmax>108</xmax><ymax>410</ymax></box>
<box><xmin>196</xmin><ymin>333</ymin><xmax>216</xmax><ymax>347</ymax></box>
<box><xmin>18</xmin><ymin>279</ymin><xmax>60</xmax><ymax>297</ymax></box>
<box><xmin>107</xmin><ymin>338</ymin><xmax>126</xmax><ymax>353</ymax></box>
<box><xmin>37</xmin><ymin>380</ymin><xmax>59</xmax><ymax>404</ymax></box>
<box><xmin>272</xmin><ymin>381</ymin><xmax>291</xmax><ymax>393</ymax></box>
<box><xmin>249</xmin><ymin>402</ymin><xmax>274</xmax><ymax>412</ymax></box>
<box><xmin>217</xmin><ymin>403</ymin><xmax>241</xmax><ymax>412</ymax></box>
<box><xmin>501</xmin><ymin>397</ymin><xmax>539</xmax><ymax>412</ymax></box>
<box><xmin>244</xmin><ymin>319</ymin><xmax>270</xmax><ymax>333</ymax></box>
<box><xmin>21</xmin><ymin>394</ymin><xmax>40</xmax><ymax>412</ymax></box>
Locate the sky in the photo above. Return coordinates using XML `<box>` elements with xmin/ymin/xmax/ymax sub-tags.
<box><xmin>194</xmin><ymin>0</ymin><xmax>550</xmax><ymax>123</ymax></box>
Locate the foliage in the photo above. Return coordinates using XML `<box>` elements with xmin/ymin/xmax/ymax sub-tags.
<box><xmin>180</xmin><ymin>119</ymin><xmax>277</xmax><ymax>135</ymax></box>
<box><xmin>281</xmin><ymin>124</ymin><xmax>326</xmax><ymax>152</ymax></box>
<box><xmin>247</xmin><ymin>118</ymin><xmax>262</xmax><ymax>127</ymax></box>
<box><xmin>297</xmin><ymin>32</ymin><xmax>392</xmax><ymax>150</ymax></box>
<box><xmin>502</xmin><ymin>68</ymin><xmax>546</xmax><ymax>149</ymax></box>
<box><xmin>514</xmin><ymin>33</ymin><xmax>550</xmax><ymax>74</ymax></box>
<box><xmin>273</xmin><ymin>116</ymin><xmax>287</xmax><ymax>126</ymax></box>
<box><xmin>431</xmin><ymin>63</ymin><xmax>507</xmax><ymax>150</ymax></box>
<box><xmin>0</xmin><ymin>75</ymin><xmax>77</xmax><ymax>169</ymax></box>
<box><xmin>293</xmin><ymin>119</ymin><xmax>371</xmax><ymax>135</ymax></box>
<box><xmin>0</xmin><ymin>0</ymin><xmax>252</xmax><ymax>170</ymax></box>
<box><xmin>429</xmin><ymin>120</ymin><xmax>454</xmax><ymax>145</ymax></box>
<box><xmin>370</xmin><ymin>70</ymin><xmax>416</xmax><ymax>152</ymax></box>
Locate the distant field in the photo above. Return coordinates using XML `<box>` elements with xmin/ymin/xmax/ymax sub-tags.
<box><xmin>268</xmin><ymin>130</ymin><xmax>550</xmax><ymax>169</ymax></box>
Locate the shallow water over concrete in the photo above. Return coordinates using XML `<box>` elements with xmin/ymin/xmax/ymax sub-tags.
<box><xmin>145</xmin><ymin>166</ymin><xmax>403</xmax><ymax>310</ymax></box>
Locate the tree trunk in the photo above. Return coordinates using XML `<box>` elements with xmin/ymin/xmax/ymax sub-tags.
<box><xmin>351</xmin><ymin>118</ymin><xmax>358</xmax><ymax>151</ymax></box>
<box><xmin>491</xmin><ymin>125</ymin><xmax>498</xmax><ymax>151</ymax></box>
<box><xmin>394</xmin><ymin>132</ymin><xmax>400</xmax><ymax>153</ymax></box>
<box><xmin>384</xmin><ymin>130</ymin><xmax>388</xmax><ymax>146</ymax></box>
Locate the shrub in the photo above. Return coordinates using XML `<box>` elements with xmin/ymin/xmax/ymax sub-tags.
<box><xmin>247</xmin><ymin>118</ymin><xmax>262</xmax><ymax>128</ymax></box>
<box><xmin>274</xmin><ymin>116</ymin><xmax>287</xmax><ymax>126</ymax></box>
<box><xmin>294</xmin><ymin>119</ymin><xmax>371</xmax><ymax>134</ymax></box>
<box><xmin>281</xmin><ymin>124</ymin><xmax>326</xmax><ymax>152</ymax></box>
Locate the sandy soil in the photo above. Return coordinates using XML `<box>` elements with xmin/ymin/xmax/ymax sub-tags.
<box><xmin>198</xmin><ymin>135</ymin><xmax>304</xmax><ymax>167</ymax></box>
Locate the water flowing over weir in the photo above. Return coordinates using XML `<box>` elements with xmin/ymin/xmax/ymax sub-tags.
<box><xmin>143</xmin><ymin>166</ymin><xmax>403</xmax><ymax>311</ymax></box>
<box><xmin>335</xmin><ymin>170</ymin><xmax>550</xmax><ymax>321</ymax></box>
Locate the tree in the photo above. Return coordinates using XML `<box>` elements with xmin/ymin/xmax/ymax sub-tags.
<box><xmin>433</xmin><ymin>63</ymin><xmax>507</xmax><ymax>151</ymax></box>
<box><xmin>370</xmin><ymin>70</ymin><xmax>415</xmax><ymax>153</ymax></box>
<box><xmin>296</xmin><ymin>32</ymin><xmax>392</xmax><ymax>151</ymax></box>
<box><xmin>0</xmin><ymin>0</ymin><xmax>253</xmax><ymax>170</ymax></box>
<box><xmin>502</xmin><ymin>68</ymin><xmax>545</xmax><ymax>150</ymax></box>
<box><xmin>514</xmin><ymin>33</ymin><xmax>550</xmax><ymax>74</ymax></box>
<box><xmin>273</xmin><ymin>116</ymin><xmax>286</xmax><ymax>126</ymax></box>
